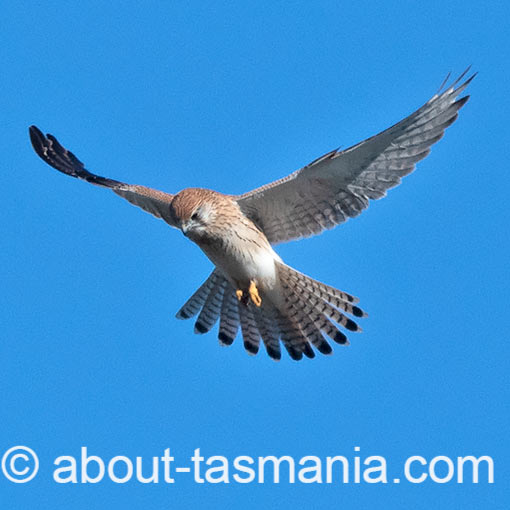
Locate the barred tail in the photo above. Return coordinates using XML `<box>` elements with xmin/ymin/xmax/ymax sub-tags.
<box><xmin>176</xmin><ymin>263</ymin><xmax>366</xmax><ymax>361</ymax></box>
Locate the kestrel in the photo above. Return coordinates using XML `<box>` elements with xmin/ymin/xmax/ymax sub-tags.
<box><xmin>29</xmin><ymin>69</ymin><xmax>474</xmax><ymax>361</ymax></box>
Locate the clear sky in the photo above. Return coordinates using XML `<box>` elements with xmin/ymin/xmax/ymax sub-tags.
<box><xmin>1</xmin><ymin>1</ymin><xmax>508</xmax><ymax>508</ymax></box>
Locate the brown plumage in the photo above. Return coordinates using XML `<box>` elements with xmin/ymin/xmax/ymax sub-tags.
<box><xmin>28</xmin><ymin>69</ymin><xmax>474</xmax><ymax>360</ymax></box>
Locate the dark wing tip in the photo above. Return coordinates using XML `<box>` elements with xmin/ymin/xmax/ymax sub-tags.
<box><xmin>452</xmin><ymin>66</ymin><xmax>478</xmax><ymax>89</ymax></box>
<box><xmin>452</xmin><ymin>65</ymin><xmax>471</xmax><ymax>87</ymax></box>
<box><xmin>29</xmin><ymin>125</ymin><xmax>43</xmax><ymax>138</ymax></box>
<box><xmin>28</xmin><ymin>125</ymin><xmax>47</xmax><ymax>160</ymax></box>
<box><xmin>455</xmin><ymin>95</ymin><xmax>470</xmax><ymax>109</ymax></box>
<box><xmin>454</xmin><ymin>70</ymin><xmax>477</xmax><ymax>96</ymax></box>
<box><xmin>28</xmin><ymin>126</ymin><xmax>123</xmax><ymax>189</ymax></box>
<box><xmin>462</xmin><ymin>72</ymin><xmax>477</xmax><ymax>88</ymax></box>
<box><xmin>437</xmin><ymin>67</ymin><xmax>477</xmax><ymax>98</ymax></box>
<box><xmin>28</xmin><ymin>125</ymin><xmax>85</xmax><ymax>175</ymax></box>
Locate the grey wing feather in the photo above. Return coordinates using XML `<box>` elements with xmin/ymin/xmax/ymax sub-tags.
<box><xmin>29</xmin><ymin>126</ymin><xmax>176</xmax><ymax>225</ymax></box>
<box><xmin>236</xmin><ymin>70</ymin><xmax>475</xmax><ymax>244</ymax></box>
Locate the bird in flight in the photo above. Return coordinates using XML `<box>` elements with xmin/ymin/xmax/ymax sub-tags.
<box><xmin>29</xmin><ymin>69</ymin><xmax>474</xmax><ymax>361</ymax></box>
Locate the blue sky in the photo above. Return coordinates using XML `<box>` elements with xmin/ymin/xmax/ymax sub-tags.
<box><xmin>1</xmin><ymin>1</ymin><xmax>508</xmax><ymax>508</ymax></box>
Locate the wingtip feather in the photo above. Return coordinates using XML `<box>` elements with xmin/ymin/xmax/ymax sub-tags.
<box><xmin>28</xmin><ymin>125</ymin><xmax>46</xmax><ymax>158</ymax></box>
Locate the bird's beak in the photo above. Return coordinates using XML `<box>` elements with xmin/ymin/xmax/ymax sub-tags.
<box><xmin>181</xmin><ymin>221</ymin><xmax>189</xmax><ymax>236</ymax></box>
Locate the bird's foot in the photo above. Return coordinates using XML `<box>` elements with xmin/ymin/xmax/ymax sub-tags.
<box><xmin>236</xmin><ymin>289</ymin><xmax>250</xmax><ymax>306</ymax></box>
<box><xmin>235</xmin><ymin>281</ymin><xmax>262</xmax><ymax>307</ymax></box>
<box><xmin>248</xmin><ymin>280</ymin><xmax>262</xmax><ymax>307</ymax></box>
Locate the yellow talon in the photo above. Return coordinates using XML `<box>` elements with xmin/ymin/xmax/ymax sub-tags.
<box><xmin>236</xmin><ymin>289</ymin><xmax>244</xmax><ymax>302</ymax></box>
<box><xmin>249</xmin><ymin>280</ymin><xmax>262</xmax><ymax>307</ymax></box>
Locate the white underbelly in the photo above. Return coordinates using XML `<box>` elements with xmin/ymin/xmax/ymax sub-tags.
<box><xmin>201</xmin><ymin>242</ymin><xmax>281</xmax><ymax>291</ymax></box>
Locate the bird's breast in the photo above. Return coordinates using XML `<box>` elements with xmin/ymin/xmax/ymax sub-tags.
<box><xmin>197</xmin><ymin>230</ymin><xmax>281</xmax><ymax>292</ymax></box>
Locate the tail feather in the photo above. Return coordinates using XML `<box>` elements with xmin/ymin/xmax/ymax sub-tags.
<box><xmin>238</xmin><ymin>303</ymin><xmax>260</xmax><ymax>355</ymax></box>
<box><xmin>218</xmin><ymin>289</ymin><xmax>239</xmax><ymax>345</ymax></box>
<box><xmin>253</xmin><ymin>306</ymin><xmax>281</xmax><ymax>360</ymax></box>
<box><xmin>176</xmin><ymin>263</ymin><xmax>366</xmax><ymax>361</ymax></box>
<box><xmin>278</xmin><ymin>266</ymin><xmax>354</xmax><ymax>346</ymax></box>
<box><xmin>288</xmin><ymin>270</ymin><xmax>367</xmax><ymax>318</ymax></box>
<box><xmin>276</xmin><ymin>313</ymin><xmax>305</xmax><ymax>361</ymax></box>
<box><xmin>302</xmin><ymin>342</ymin><xmax>316</xmax><ymax>359</ymax></box>
<box><xmin>194</xmin><ymin>278</ymin><xmax>226</xmax><ymax>334</ymax></box>
<box><xmin>280</xmin><ymin>264</ymin><xmax>360</xmax><ymax>305</ymax></box>
<box><xmin>278</xmin><ymin>315</ymin><xmax>307</xmax><ymax>361</ymax></box>
<box><xmin>279</xmin><ymin>282</ymin><xmax>333</xmax><ymax>355</ymax></box>
<box><xmin>314</xmin><ymin>315</ymin><xmax>349</xmax><ymax>345</ymax></box>
<box><xmin>176</xmin><ymin>271</ymin><xmax>219</xmax><ymax>320</ymax></box>
<box><xmin>301</xmin><ymin>289</ymin><xmax>362</xmax><ymax>332</ymax></box>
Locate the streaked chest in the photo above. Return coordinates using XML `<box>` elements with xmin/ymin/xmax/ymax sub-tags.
<box><xmin>197</xmin><ymin>223</ymin><xmax>280</xmax><ymax>287</ymax></box>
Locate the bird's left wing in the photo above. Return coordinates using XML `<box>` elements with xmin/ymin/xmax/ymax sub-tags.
<box><xmin>29</xmin><ymin>126</ymin><xmax>176</xmax><ymax>225</ymax></box>
<box><xmin>236</xmin><ymin>69</ymin><xmax>475</xmax><ymax>245</ymax></box>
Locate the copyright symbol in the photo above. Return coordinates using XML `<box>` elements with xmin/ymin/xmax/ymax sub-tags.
<box><xmin>1</xmin><ymin>446</ymin><xmax>39</xmax><ymax>483</ymax></box>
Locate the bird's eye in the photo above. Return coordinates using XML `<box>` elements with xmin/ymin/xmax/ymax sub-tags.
<box><xmin>191</xmin><ymin>212</ymin><xmax>199</xmax><ymax>221</ymax></box>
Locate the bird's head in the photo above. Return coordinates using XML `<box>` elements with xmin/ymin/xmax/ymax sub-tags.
<box><xmin>170</xmin><ymin>188</ymin><xmax>221</xmax><ymax>242</ymax></box>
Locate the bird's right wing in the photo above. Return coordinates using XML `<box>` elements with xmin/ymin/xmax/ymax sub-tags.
<box><xmin>236</xmin><ymin>69</ymin><xmax>475</xmax><ymax>245</ymax></box>
<box><xmin>29</xmin><ymin>126</ymin><xmax>177</xmax><ymax>225</ymax></box>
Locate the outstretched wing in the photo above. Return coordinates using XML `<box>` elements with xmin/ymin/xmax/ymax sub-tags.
<box><xmin>237</xmin><ymin>69</ymin><xmax>475</xmax><ymax>245</ymax></box>
<box><xmin>29</xmin><ymin>126</ymin><xmax>176</xmax><ymax>225</ymax></box>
